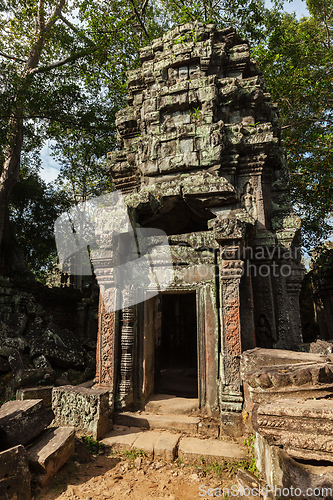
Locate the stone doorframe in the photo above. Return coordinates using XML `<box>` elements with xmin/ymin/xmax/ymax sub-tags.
<box><xmin>140</xmin><ymin>280</ymin><xmax>219</xmax><ymax>413</ymax></box>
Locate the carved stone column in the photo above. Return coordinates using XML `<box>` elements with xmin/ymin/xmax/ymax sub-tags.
<box><xmin>90</xmin><ymin>248</ymin><xmax>119</xmax><ymax>405</ymax></box>
<box><xmin>117</xmin><ymin>289</ymin><xmax>136</xmax><ymax>409</ymax></box>
<box><xmin>219</xmin><ymin>245</ymin><xmax>244</xmax><ymax>412</ymax></box>
<box><xmin>213</xmin><ymin>217</ymin><xmax>249</xmax><ymax>413</ymax></box>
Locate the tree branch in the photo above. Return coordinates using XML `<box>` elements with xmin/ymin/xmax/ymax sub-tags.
<box><xmin>31</xmin><ymin>47</ymin><xmax>98</xmax><ymax>75</ymax></box>
<box><xmin>59</xmin><ymin>13</ymin><xmax>96</xmax><ymax>46</ymax></box>
<box><xmin>42</xmin><ymin>0</ymin><xmax>66</xmax><ymax>35</ymax></box>
<box><xmin>139</xmin><ymin>0</ymin><xmax>149</xmax><ymax>16</ymax></box>
<box><xmin>129</xmin><ymin>0</ymin><xmax>150</xmax><ymax>40</ymax></box>
<box><xmin>168</xmin><ymin>0</ymin><xmax>197</xmax><ymax>21</ymax></box>
<box><xmin>38</xmin><ymin>0</ymin><xmax>45</xmax><ymax>32</ymax></box>
<box><xmin>0</xmin><ymin>51</ymin><xmax>25</xmax><ymax>63</ymax></box>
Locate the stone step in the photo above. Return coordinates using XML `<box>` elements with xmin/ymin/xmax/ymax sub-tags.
<box><xmin>178</xmin><ymin>436</ymin><xmax>247</xmax><ymax>464</ymax></box>
<box><xmin>143</xmin><ymin>394</ymin><xmax>199</xmax><ymax>415</ymax></box>
<box><xmin>102</xmin><ymin>425</ymin><xmax>247</xmax><ymax>465</ymax></box>
<box><xmin>102</xmin><ymin>426</ymin><xmax>181</xmax><ymax>461</ymax></box>
<box><xmin>115</xmin><ymin>411</ymin><xmax>200</xmax><ymax>433</ymax></box>
<box><xmin>102</xmin><ymin>426</ymin><xmax>143</xmax><ymax>451</ymax></box>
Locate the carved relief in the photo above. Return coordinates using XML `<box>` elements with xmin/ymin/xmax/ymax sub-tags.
<box><xmin>241</xmin><ymin>182</ymin><xmax>257</xmax><ymax>219</ymax></box>
<box><xmin>255</xmin><ymin>314</ymin><xmax>276</xmax><ymax>349</ymax></box>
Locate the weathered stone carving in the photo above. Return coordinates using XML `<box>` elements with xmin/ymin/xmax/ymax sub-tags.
<box><xmin>241</xmin><ymin>182</ymin><xmax>257</xmax><ymax>219</ymax></box>
<box><xmin>256</xmin><ymin>314</ymin><xmax>275</xmax><ymax>348</ymax></box>
<box><xmin>255</xmin><ymin>432</ymin><xmax>333</xmax><ymax>499</ymax></box>
<box><xmin>256</xmin><ymin>398</ymin><xmax>333</xmax><ymax>462</ymax></box>
<box><xmin>93</xmin><ymin>23</ymin><xmax>304</xmax><ymax>417</ymax></box>
<box><xmin>241</xmin><ymin>348</ymin><xmax>333</xmax><ymax>412</ymax></box>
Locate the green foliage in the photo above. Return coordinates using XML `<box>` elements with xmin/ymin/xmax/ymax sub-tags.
<box><xmin>196</xmin><ymin>457</ymin><xmax>254</xmax><ymax>477</ymax></box>
<box><xmin>309</xmin><ymin>241</ymin><xmax>333</xmax><ymax>274</ymax></box>
<box><xmin>160</xmin><ymin>0</ymin><xmax>270</xmax><ymax>44</ymax></box>
<box><xmin>253</xmin><ymin>6</ymin><xmax>333</xmax><ymax>247</ymax></box>
<box><xmin>82</xmin><ymin>435</ymin><xmax>104</xmax><ymax>454</ymax></box>
<box><xmin>190</xmin><ymin>106</ymin><xmax>201</xmax><ymax>120</ymax></box>
<box><xmin>110</xmin><ymin>448</ymin><xmax>146</xmax><ymax>460</ymax></box>
<box><xmin>243</xmin><ymin>434</ymin><xmax>258</xmax><ymax>476</ymax></box>
<box><xmin>9</xmin><ymin>162</ymin><xmax>66</xmax><ymax>281</ymax></box>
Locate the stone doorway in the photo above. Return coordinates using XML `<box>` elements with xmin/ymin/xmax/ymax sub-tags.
<box><xmin>155</xmin><ymin>293</ymin><xmax>198</xmax><ymax>399</ymax></box>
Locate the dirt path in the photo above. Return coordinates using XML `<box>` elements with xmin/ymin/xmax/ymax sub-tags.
<box><xmin>36</xmin><ymin>448</ymin><xmax>249</xmax><ymax>500</ymax></box>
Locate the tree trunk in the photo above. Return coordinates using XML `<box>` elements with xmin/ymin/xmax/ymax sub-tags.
<box><xmin>0</xmin><ymin>0</ymin><xmax>66</xmax><ymax>260</ymax></box>
<box><xmin>0</xmin><ymin>111</ymin><xmax>24</xmax><ymax>252</ymax></box>
<box><xmin>0</xmin><ymin>208</ymin><xmax>33</xmax><ymax>278</ymax></box>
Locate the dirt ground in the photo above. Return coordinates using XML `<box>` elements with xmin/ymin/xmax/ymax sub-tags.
<box><xmin>36</xmin><ymin>445</ymin><xmax>252</xmax><ymax>500</ymax></box>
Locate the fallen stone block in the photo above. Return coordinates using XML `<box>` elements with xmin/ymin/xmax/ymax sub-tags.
<box><xmin>14</xmin><ymin>367</ymin><xmax>56</xmax><ymax>388</ymax></box>
<box><xmin>310</xmin><ymin>339</ymin><xmax>333</xmax><ymax>355</ymax></box>
<box><xmin>52</xmin><ymin>385</ymin><xmax>111</xmax><ymax>439</ymax></box>
<box><xmin>28</xmin><ymin>427</ymin><xmax>75</xmax><ymax>487</ymax></box>
<box><xmin>0</xmin><ymin>444</ymin><xmax>31</xmax><ymax>500</ymax></box>
<box><xmin>16</xmin><ymin>386</ymin><xmax>53</xmax><ymax>407</ymax></box>
<box><xmin>8</xmin><ymin>349</ymin><xmax>24</xmax><ymax>374</ymax></box>
<box><xmin>255</xmin><ymin>398</ymin><xmax>333</xmax><ymax>462</ymax></box>
<box><xmin>241</xmin><ymin>348</ymin><xmax>328</xmax><ymax>374</ymax></box>
<box><xmin>0</xmin><ymin>356</ymin><xmax>9</xmax><ymax>372</ymax></box>
<box><xmin>240</xmin><ymin>348</ymin><xmax>333</xmax><ymax>413</ymax></box>
<box><xmin>178</xmin><ymin>437</ymin><xmax>247</xmax><ymax>464</ymax></box>
<box><xmin>237</xmin><ymin>469</ymin><xmax>266</xmax><ymax>500</ymax></box>
<box><xmin>30</xmin><ymin>340</ymin><xmax>85</xmax><ymax>370</ymax></box>
<box><xmin>0</xmin><ymin>320</ymin><xmax>17</xmax><ymax>338</ymax></box>
<box><xmin>0</xmin><ymin>336</ymin><xmax>28</xmax><ymax>354</ymax></box>
<box><xmin>33</xmin><ymin>354</ymin><xmax>52</xmax><ymax>369</ymax></box>
<box><xmin>255</xmin><ymin>432</ymin><xmax>333</xmax><ymax>500</ymax></box>
<box><xmin>0</xmin><ymin>399</ymin><xmax>54</xmax><ymax>451</ymax></box>
<box><xmin>6</xmin><ymin>312</ymin><xmax>27</xmax><ymax>336</ymax></box>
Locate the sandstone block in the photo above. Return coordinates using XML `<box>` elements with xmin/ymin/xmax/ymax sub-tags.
<box><xmin>28</xmin><ymin>427</ymin><xmax>75</xmax><ymax>486</ymax></box>
<box><xmin>241</xmin><ymin>348</ymin><xmax>329</xmax><ymax>376</ymax></box>
<box><xmin>16</xmin><ymin>386</ymin><xmax>53</xmax><ymax>407</ymax></box>
<box><xmin>102</xmin><ymin>425</ymin><xmax>143</xmax><ymax>450</ymax></box>
<box><xmin>178</xmin><ymin>437</ymin><xmax>246</xmax><ymax>464</ymax></box>
<box><xmin>154</xmin><ymin>431</ymin><xmax>181</xmax><ymax>461</ymax></box>
<box><xmin>255</xmin><ymin>432</ymin><xmax>333</xmax><ymax>500</ymax></box>
<box><xmin>256</xmin><ymin>399</ymin><xmax>333</xmax><ymax>462</ymax></box>
<box><xmin>241</xmin><ymin>348</ymin><xmax>333</xmax><ymax>413</ymax></box>
<box><xmin>14</xmin><ymin>367</ymin><xmax>56</xmax><ymax>388</ymax></box>
<box><xmin>52</xmin><ymin>385</ymin><xmax>111</xmax><ymax>439</ymax></box>
<box><xmin>132</xmin><ymin>430</ymin><xmax>161</xmax><ymax>457</ymax></box>
<box><xmin>8</xmin><ymin>349</ymin><xmax>24</xmax><ymax>374</ymax></box>
<box><xmin>0</xmin><ymin>399</ymin><xmax>54</xmax><ymax>451</ymax></box>
<box><xmin>0</xmin><ymin>445</ymin><xmax>31</xmax><ymax>500</ymax></box>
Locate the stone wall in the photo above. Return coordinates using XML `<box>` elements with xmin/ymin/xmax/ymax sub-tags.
<box><xmin>300</xmin><ymin>242</ymin><xmax>333</xmax><ymax>343</ymax></box>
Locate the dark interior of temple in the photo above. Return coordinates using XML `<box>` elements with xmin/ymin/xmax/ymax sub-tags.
<box><xmin>155</xmin><ymin>293</ymin><xmax>198</xmax><ymax>398</ymax></box>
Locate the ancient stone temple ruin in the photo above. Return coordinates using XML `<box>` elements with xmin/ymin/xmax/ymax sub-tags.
<box><xmin>91</xmin><ymin>23</ymin><xmax>304</xmax><ymax>416</ymax></box>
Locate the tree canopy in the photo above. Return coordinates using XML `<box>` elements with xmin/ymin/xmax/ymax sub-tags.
<box><xmin>253</xmin><ymin>1</ymin><xmax>333</xmax><ymax>247</ymax></box>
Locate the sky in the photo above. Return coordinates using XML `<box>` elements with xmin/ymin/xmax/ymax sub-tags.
<box><xmin>39</xmin><ymin>0</ymin><xmax>308</xmax><ymax>184</ymax></box>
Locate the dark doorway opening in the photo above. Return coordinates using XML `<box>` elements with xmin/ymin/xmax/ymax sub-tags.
<box><xmin>155</xmin><ymin>293</ymin><xmax>198</xmax><ymax>398</ymax></box>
